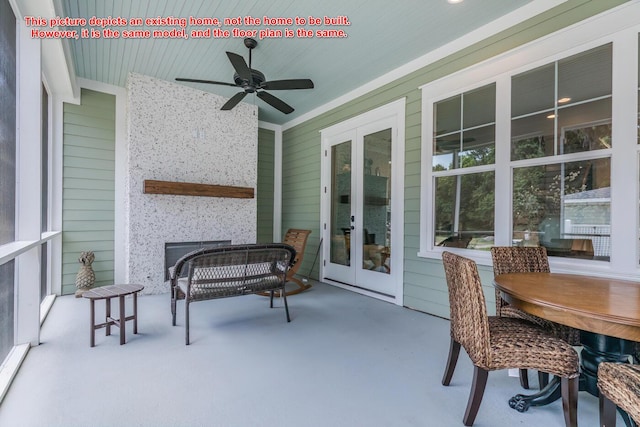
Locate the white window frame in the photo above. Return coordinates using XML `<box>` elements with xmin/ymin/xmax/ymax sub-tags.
<box><xmin>430</xmin><ymin>82</ymin><xmax>498</xmax><ymax>251</ymax></box>
<box><xmin>419</xmin><ymin>4</ymin><xmax>640</xmax><ymax>280</ymax></box>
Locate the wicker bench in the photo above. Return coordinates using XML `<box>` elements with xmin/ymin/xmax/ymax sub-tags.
<box><xmin>170</xmin><ymin>243</ymin><xmax>296</xmax><ymax>344</ymax></box>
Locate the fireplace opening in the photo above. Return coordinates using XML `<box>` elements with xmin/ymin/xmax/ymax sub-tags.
<box><xmin>164</xmin><ymin>240</ymin><xmax>231</xmax><ymax>280</ymax></box>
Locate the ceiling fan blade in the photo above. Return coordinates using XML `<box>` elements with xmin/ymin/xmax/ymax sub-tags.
<box><xmin>257</xmin><ymin>91</ymin><xmax>294</xmax><ymax>114</ymax></box>
<box><xmin>175</xmin><ymin>78</ymin><xmax>238</xmax><ymax>87</ymax></box>
<box><xmin>260</xmin><ymin>79</ymin><xmax>314</xmax><ymax>90</ymax></box>
<box><xmin>221</xmin><ymin>92</ymin><xmax>248</xmax><ymax>110</ymax></box>
<box><xmin>226</xmin><ymin>52</ymin><xmax>251</xmax><ymax>82</ymax></box>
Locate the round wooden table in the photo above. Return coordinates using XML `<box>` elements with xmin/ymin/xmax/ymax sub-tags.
<box><xmin>493</xmin><ymin>272</ymin><xmax>640</xmax><ymax>342</ymax></box>
<box><xmin>494</xmin><ymin>272</ymin><xmax>640</xmax><ymax>425</ymax></box>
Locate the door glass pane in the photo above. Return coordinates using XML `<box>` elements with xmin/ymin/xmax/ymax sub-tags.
<box><xmin>512</xmin><ymin>158</ymin><xmax>611</xmax><ymax>260</ymax></box>
<box><xmin>330</xmin><ymin>141</ymin><xmax>352</xmax><ymax>266</ymax></box>
<box><xmin>362</xmin><ymin>129</ymin><xmax>391</xmax><ymax>274</ymax></box>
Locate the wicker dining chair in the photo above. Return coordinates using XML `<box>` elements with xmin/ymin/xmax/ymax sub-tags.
<box><xmin>491</xmin><ymin>246</ymin><xmax>582</xmax><ymax>390</ymax></box>
<box><xmin>441</xmin><ymin>251</ymin><xmax>580</xmax><ymax>427</ymax></box>
<box><xmin>597</xmin><ymin>362</ymin><xmax>640</xmax><ymax>426</ymax></box>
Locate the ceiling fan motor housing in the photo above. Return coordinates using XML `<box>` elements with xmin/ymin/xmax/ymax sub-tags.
<box><xmin>244</xmin><ymin>37</ymin><xmax>258</xmax><ymax>49</ymax></box>
<box><xmin>234</xmin><ymin>70</ymin><xmax>265</xmax><ymax>92</ymax></box>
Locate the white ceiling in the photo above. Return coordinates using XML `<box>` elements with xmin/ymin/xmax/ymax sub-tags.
<box><xmin>60</xmin><ymin>0</ymin><xmax>541</xmax><ymax>125</ymax></box>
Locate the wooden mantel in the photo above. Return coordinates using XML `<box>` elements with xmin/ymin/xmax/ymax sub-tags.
<box><xmin>143</xmin><ymin>180</ymin><xmax>254</xmax><ymax>199</ymax></box>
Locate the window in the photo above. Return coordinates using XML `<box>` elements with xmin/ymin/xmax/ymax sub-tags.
<box><xmin>432</xmin><ymin>84</ymin><xmax>496</xmax><ymax>249</ymax></box>
<box><xmin>511</xmin><ymin>44</ymin><xmax>612</xmax><ymax>260</ymax></box>
<box><xmin>0</xmin><ymin>0</ymin><xmax>16</xmax><ymax>362</ymax></box>
<box><xmin>420</xmin><ymin>23</ymin><xmax>639</xmax><ymax>271</ymax></box>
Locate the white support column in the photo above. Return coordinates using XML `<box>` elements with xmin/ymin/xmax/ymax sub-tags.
<box><xmin>494</xmin><ymin>75</ymin><xmax>511</xmax><ymax>246</ymax></box>
<box><xmin>609</xmin><ymin>29</ymin><xmax>639</xmax><ymax>275</ymax></box>
<box><xmin>49</xmin><ymin>97</ymin><xmax>64</xmax><ymax>296</ymax></box>
<box><xmin>15</xmin><ymin>21</ymin><xmax>42</xmax><ymax>346</ymax></box>
<box><xmin>114</xmin><ymin>87</ymin><xmax>127</xmax><ymax>283</ymax></box>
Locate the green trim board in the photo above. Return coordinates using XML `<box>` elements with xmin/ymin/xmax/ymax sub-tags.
<box><xmin>280</xmin><ymin>0</ymin><xmax>628</xmax><ymax>315</ymax></box>
<box><xmin>61</xmin><ymin>88</ymin><xmax>116</xmax><ymax>295</ymax></box>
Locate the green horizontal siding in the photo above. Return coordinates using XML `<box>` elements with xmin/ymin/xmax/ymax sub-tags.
<box><xmin>63</xmin><ymin>167</ymin><xmax>114</xmax><ymax>180</ymax></box>
<box><xmin>63</xmin><ymin>123</ymin><xmax>115</xmax><ymax>141</ymax></box>
<box><xmin>63</xmin><ymin>156</ymin><xmax>114</xmax><ymax>171</ymax></box>
<box><xmin>257</xmin><ymin>127</ymin><xmax>275</xmax><ymax>243</ymax></box>
<box><xmin>61</xmin><ymin>88</ymin><xmax>116</xmax><ymax>295</ymax></box>
<box><xmin>63</xmin><ymin>145</ymin><xmax>116</xmax><ymax>161</ymax></box>
<box><xmin>63</xmin><ymin>102</ymin><xmax>116</xmax><ymax>119</ymax></box>
<box><xmin>280</xmin><ymin>0</ymin><xmax>626</xmax><ymax>315</ymax></box>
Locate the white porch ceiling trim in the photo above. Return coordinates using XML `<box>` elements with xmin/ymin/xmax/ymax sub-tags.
<box><xmin>12</xmin><ymin>0</ymin><xmax>79</xmax><ymax>100</ymax></box>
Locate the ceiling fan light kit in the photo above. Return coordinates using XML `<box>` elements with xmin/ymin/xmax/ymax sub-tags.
<box><xmin>176</xmin><ymin>37</ymin><xmax>314</xmax><ymax>114</ymax></box>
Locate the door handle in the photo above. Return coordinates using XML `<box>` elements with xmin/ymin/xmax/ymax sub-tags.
<box><xmin>351</xmin><ymin>215</ymin><xmax>355</xmax><ymax>222</ymax></box>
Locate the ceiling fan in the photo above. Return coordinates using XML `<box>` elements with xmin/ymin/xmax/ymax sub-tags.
<box><xmin>176</xmin><ymin>37</ymin><xmax>314</xmax><ymax>114</ymax></box>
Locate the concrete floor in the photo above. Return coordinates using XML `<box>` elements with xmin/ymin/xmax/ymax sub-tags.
<box><xmin>0</xmin><ymin>281</ymin><xmax>606</xmax><ymax>426</ymax></box>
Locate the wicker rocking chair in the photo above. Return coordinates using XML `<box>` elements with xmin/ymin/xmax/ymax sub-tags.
<box><xmin>259</xmin><ymin>229</ymin><xmax>312</xmax><ymax>297</ymax></box>
<box><xmin>598</xmin><ymin>362</ymin><xmax>640</xmax><ymax>426</ymax></box>
<box><xmin>491</xmin><ymin>246</ymin><xmax>582</xmax><ymax>390</ymax></box>
<box><xmin>441</xmin><ymin>251</ymin><xmax>580</xmax><ymax>427</ymax></box>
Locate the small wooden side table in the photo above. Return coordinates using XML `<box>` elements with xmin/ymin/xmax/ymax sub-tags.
<box><xmin>82</xmin><ymin>284</ymin><xmax>144</xmax><ymax>347</ymax></box>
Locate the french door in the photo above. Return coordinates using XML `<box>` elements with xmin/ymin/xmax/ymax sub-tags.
<box><xmin>321</xmin><ymin>101</ymin><xmax>404</xmax><ymax>301</ymax></box>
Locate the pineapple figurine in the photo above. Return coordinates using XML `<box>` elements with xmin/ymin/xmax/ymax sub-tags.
<box><xmin>75</xmin><ymin>251</ymin><xmax>96</xmax><ymax>298</ymax></box>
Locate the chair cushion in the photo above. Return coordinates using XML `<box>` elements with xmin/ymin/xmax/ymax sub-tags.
<box><xmin>178</xmin><ymin>274</ymin><xmax>283</xmax><ymax>301</ymax></box>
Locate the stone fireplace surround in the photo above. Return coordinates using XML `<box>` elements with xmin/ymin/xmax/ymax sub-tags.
<box><xmin>124</xmin><ymin>73</ymin><xmax>258</xmax><ymax>294</ymax></box>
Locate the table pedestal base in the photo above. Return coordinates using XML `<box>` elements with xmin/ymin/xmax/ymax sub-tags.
<box><xmin>509</xmin><ymin>376</ymin><xmax>561</xmax><ymax>412</ymax></box>
<box><xmin>579</xmin><ymin>332</ymin><xmax>636</xmax><ymax>396</ymax></box>
<box><xmin>507</xmin><ymin>332</ymin><xmax>637</xmax><ymax>427</ymax></box>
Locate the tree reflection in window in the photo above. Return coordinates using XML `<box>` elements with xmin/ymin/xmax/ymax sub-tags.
<box><xmin>513</xmin><ymin>158</ymin><xmax>610</xmax><ymax>260</ymax></box>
